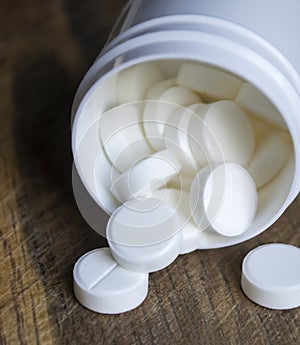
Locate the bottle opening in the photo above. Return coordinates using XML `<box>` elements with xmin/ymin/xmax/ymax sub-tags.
<box><xmin>72</xmin><ymin>58</ymin><xmax>295</xmax><ymax>248</ymax></box>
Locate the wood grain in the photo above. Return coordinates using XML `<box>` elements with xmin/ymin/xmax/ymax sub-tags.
<box><xmin>1</xmin><ymin>0</ymin><xmax>300</xmax><ymax>344</ymax></box>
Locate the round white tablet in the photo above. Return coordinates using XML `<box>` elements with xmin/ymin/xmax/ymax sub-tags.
<box><xmin>241</xmin><ymin>244</ymin><xmax>300</xmax><ymax>310</ymax></box>
<box><xmin>144</xmin><ymin>85</ymin><xmax>201</xmax><ymax>150</ymax></box>
<box><xmin>117</xmin><ymin>62</ymin><xmax>163</xmax><ymax>103</ymax></box>
<box><xmin>100</xmin><ymin>103</ymin><xmax>153</xmax><ymax>172</ymax></box>
<box><xmin>152</xmin><ymin>188</ymin><xmax>203</xmax><ymax>254</ymax></box>
<box><xmin>107</xmin><ymin>197</ymin><xmax>182</xmax><ymax>272</ymax></box>
<box><xmin>189</xmin><ymin>100</ymin><xmax>255</xmax><ymax>166</ymax></box>
<box><xmin>164</xmin><ymin>104</ymin><xmax>204</xmax><ymax>175</ymax></box>
<box><xmin>73</xmin><ymin>248</ymin><xmax>149</xmax><ymax>314</ymax></box>
<box><xmin>111</xmin><ymin>150</ymin><xmax>181</xmax><ymax>204</ymax></box>
<box><xmin>248</xmin><ymin>129</ymin><xmax>291</xmax><ymax>189</ymax></box>
<box><xmin>190</xmin><ymin>163</ymin><xmax>257</xmax><ymax>237</ymax></box>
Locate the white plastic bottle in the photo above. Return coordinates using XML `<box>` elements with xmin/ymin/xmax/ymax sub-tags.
<box><xmin>72</xmin><ymin>0</ymin><xmax>300</xmax><ymax>249</ymax></box>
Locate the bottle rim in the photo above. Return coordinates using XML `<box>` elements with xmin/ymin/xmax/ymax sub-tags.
<box><xmin>72</xmin><ymin>29</ymin><xmax>300</xmax><ymax>248</ymax></box>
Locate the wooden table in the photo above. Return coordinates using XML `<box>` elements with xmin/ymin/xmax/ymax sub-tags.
<box><xmin>1</xmin><ymin>1</ymin><xmax>300</xmax><ymax>344</ymax></box>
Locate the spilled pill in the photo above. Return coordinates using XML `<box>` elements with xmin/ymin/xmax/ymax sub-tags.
<box><xmin>107</xmin><ymin>197</ymin><xmax>183</xmax><ymax>272</ymax></box>
<box><xmin>73</xmin><ymin>248</ymin><xmax>149</xmax><ymax>314</ymax></box>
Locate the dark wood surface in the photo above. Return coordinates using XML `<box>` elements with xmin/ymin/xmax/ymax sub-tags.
<box><xmin>1</xmin><ymin>1</ymin><xmax>300</xmax><ymax>344</ymax></box>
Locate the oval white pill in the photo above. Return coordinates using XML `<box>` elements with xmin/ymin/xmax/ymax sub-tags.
<box><xmin>248</xmin><ymin>129</ymin><xmax>291</xmax><ymax>189</ymax></box>
<box><xmin>107</xmin><ymin>197</ymin><xmax>182</xmax><ymax>272</ymax></box>
<box><xmin>164</xmin><ymin>104</ymin><xmax>205</xmax><ymax>175</ymax></box>
<box><xmin>73</xmin><ymin>248</ymin><xmax>149</xmax><ymax>314</ymax></box>
<box><xmin>152</xmin><ymin>188</ymin><xmax>203</xmax><ymax>255</ymax></box>
<box><xmin>117</xmin><ymin>62</ymin><xmax>163</xmax><ymax>103</ymax></box>
<box><xmin>189</xmin><ymin>100</ymin><xmax>255</xmax><ymax>166</ymax></box>
<box><xmin>177</xmin><ymin>62</ymin><xmax>243</xmax><ymax>100</ymax></box>
<box><xmin>100</xmin><ymin>103</ymin><xmax>153</xmax><ymax>172</ymax></box>
<box><xmin>111</xmin><ymin>150</ymin><xmax>181</xmax><ymax>204</ymax></box>
<box><xmin>144</xmin><ymin>85</ymin><xmax>201</xmax><ymax>150</ymax></box>
<box><xmin>190</xmin><ymin>163</ymin><xmax>257</xmax><ymax>237</ymax></box>
<box><xmin>236</xmin><ymin>82</ymin><xmax>287</xmax><ymax>130</ymax></box>
<box><xmin>241</xmin><ymin>244</ymin><xmax>300</xmax><ymax>310</ymax></box>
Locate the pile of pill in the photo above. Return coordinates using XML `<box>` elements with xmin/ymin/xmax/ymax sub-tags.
<box><xmin>74</xmin><ymin>61</ymin><xmax>292</xmax><ymax>314</ymax></box>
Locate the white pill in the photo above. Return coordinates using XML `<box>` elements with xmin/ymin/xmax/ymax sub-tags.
<box><xmin>177</xmin><ymin>62</ymin><xmax>243</xmax><ymax>100</ymax></box>
<box><xmin>241</xmin><ymin>244</ymin><xmax>300</xmax><ymax>310</ymax></box>
<box><xmin>190</xmin><ymin>163</ymin><xmax>257</xmax><ymax>237</ymax></box>
<box><xmin>189</xmin><ymin>100</ymin><xmax>255</xmax><ymax>166</ymax></box>
<box><xmin>111</xmin><ymin>150</ymin><xmax>181</xmax><ymax>203</ymax></box>
<box><xmin>236</xmin><ymin>82</ymin><xmax>287</xmax><ymax>130</ymax></box>
<box><xmin>144</xmin><ymin>85</ymin><xmax>201</xmax><ymax>150</ymax></box>
<box><xmin>100</xmin><ymin>103</ymin><xmax>153</xmax><ymax>172</ymax></box>
<box><xmin>93</xmin><ymin>147</ymin><xmax>121</xmax><ymax>214</ymax></box>
<box><xmin>167</xmin><ymin>173</ymin><xmax>194</xmax><ymax>191</ymax></box>
<box><xmin>73</xmin><ymin>248</ymin><xmax>149</xmax><ymax>314</ymax></box>
<box><xmin>152</xmin><ymin>188</ymin><xmax>202</xmax><ymax>255</ymax></box>
<box><xmin>164</xmin><ymin>104</ymin><xmax>205</xmax><ymax>175</ymax></box>
<box><xmin>248</xmin><ymin>129</ymin><xmax>291</xmax><ymax>189</ymax></box>
<box><xmin>107</xmin><ymin>197</ymin><xmax>183</xmax><ymax>272</ymax></box>
<box><xmin>117</xmin><ymin>62</ymin><xmax>163</xmax><ymax>103</ymax></box>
